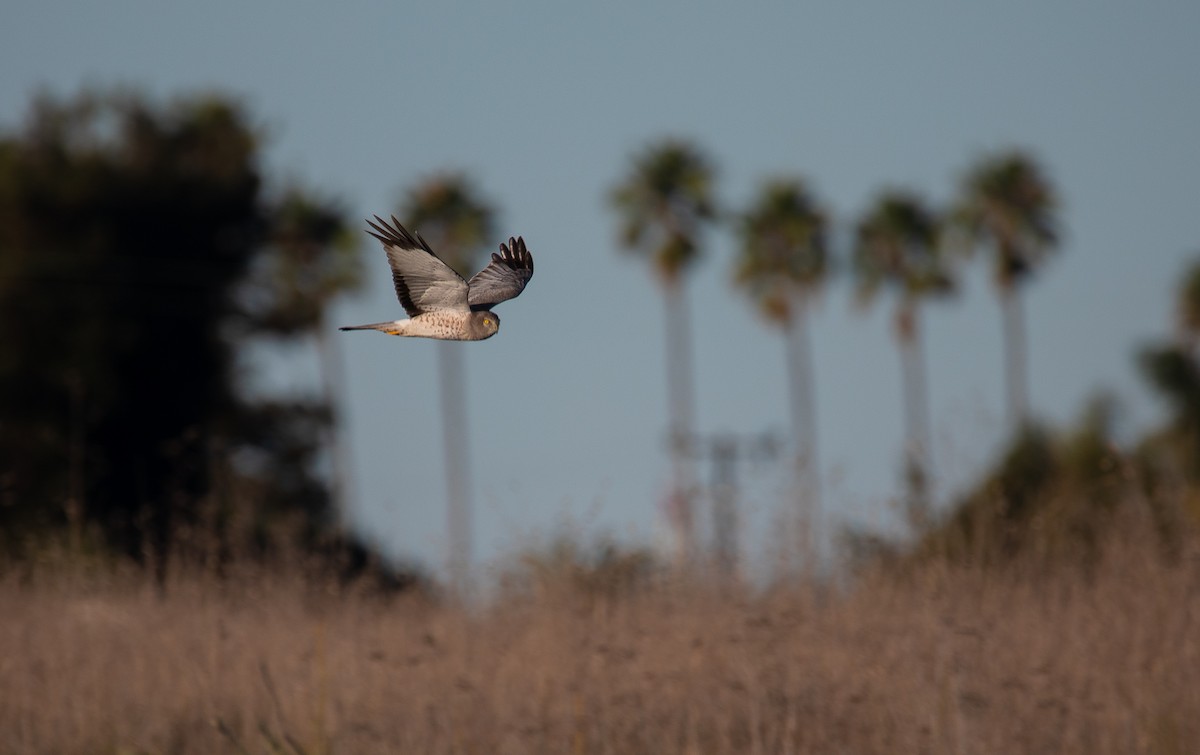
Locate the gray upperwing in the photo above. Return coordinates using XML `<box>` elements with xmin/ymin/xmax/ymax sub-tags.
<box><xmin>366</xmin><ymin>215</ymin><xmax>469</xmax><ymax>316</ymax></box>
<box><xmin>468</xmin><ymin>236</ymin><xmax>534</xmax><ymax>310</ymax></box>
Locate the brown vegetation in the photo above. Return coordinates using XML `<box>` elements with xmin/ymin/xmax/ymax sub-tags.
<box><xmin>3</xmin><ymin>505</ymin><xmax>1198</xmax><ymax>755</ymax></box>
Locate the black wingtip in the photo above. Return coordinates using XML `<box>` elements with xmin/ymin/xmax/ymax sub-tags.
<box><xmin>498</xmin><ymin>235</ymin><xmax>532</xmax><ymax>273</ymax></box>
<box><xmin>364</xmin><ymin>214</ymin><xmax>436</xmax><ymax>255</ymax></box>
<box><xmin>364</xmin><ymin>215</ymin><xmax>392</xmax><ymax>244</ymax></box>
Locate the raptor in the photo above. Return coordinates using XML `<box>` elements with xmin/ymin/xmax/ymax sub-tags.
<box><xmin>340</xmin><ymin>215</ymin><xmax>534</xmax><ymax>340</ymax></box>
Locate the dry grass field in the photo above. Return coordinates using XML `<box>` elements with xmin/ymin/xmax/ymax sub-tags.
<box><xmin>3</xmin><ymin>513</ymin><xmax>1199</xmax><ymax>754</ymax></box>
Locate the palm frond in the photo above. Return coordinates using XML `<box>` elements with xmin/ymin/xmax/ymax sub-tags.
<box><xmin>733</xmin><ymin>178</ymin><xmax>828</xmax><ymax>323</ymax></box>
<box><xmin>608</xmin><ymin>138</ymin><xmax>717</xmax><ymax>282</ymax></box>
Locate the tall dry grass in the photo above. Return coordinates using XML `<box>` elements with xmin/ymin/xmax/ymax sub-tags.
<box><xmin>3</xmin><ymin>510</ymin><xmax>1199</xmax><ymax>754</ymax></box>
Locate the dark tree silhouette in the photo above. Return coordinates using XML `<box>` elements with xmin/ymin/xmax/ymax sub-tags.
<box><xmin>1139</xmin><ymin>256</ymin><xmax>1200</xmax><ymax>480</ymax></box>
<box><xmin>0</xmin><ymin>89</ymin><xmax>361</xmax><ymax>573</ymax></box>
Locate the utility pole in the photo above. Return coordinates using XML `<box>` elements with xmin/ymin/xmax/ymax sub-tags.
<box><xmin>677</xmin><ymin>431</ymin><xmax>782</xmax><ymax>578</ymax></box>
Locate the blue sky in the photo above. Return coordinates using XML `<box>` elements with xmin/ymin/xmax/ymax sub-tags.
<box><xmin>4</xmin><ymin>3</ymin><xmax>1199</xmax><ymax>577</ymax></box>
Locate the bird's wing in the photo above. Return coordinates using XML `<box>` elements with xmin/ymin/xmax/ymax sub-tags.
<box><xmin>366</xmin><ymin>215</ymin><xmax>469</xmax><ymax>316</ymax></box>
<box><xmin>467</xmin><ymin>236</ymin><xmax>534</xmax><ymax>310</ymax></box>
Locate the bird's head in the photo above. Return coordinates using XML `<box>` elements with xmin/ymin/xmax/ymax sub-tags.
<box><xmin>470</xmin><ymin>310</ymin><xmax>501</xmax><ymax>340</ymax></box>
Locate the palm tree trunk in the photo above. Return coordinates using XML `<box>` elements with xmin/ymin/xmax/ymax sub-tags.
<box><xmin>316</xmin><ymin>314</ymin><xmax>352</xmax><ymax>533</ymax></box>
<box><xmin>896</xmin><ymin>303</ymin><xmax>931</xmax><ymax>529</ymax></box>
<box><xmin>784</xmin><ymin>291</ymin><xmax>820</xmax><ymax>570</ymax></box>
<box><xmin>999</xmin><ymin>285</ymin><xmax>1030</xmax><ymax>429</ymax></box>
<box><xmin>438</xmin><ymin>341</ymin><xmax>472</xmax><ymax>591</ymax></box>
<box><xmin>663</xmin><ymin>279</ymin><xmax>696</xmax><ymax>565</ymax></box>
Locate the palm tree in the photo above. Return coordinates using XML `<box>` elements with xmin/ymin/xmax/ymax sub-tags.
<box><xmin>852</xmin><ymin>190</ymin><xmax>953</xmax><ymax>527</ymax></box>
<box><xmin>609</xmin><ymin>138</ymin><xmax>717</xmax><ymax>565</ymax></box>
<box><xmin>253</xmin><ymin>189</ymin><xmax>363</xmax><ymax>531</ymax></box>
<box><xmin>400</xmin><ymin>173</ymin><xmax>496</xmax><ymax>589</ymax></box>
<box><xmin>953</xmin><ymin>150</ymin><xmax>1059</xmax><ymax>428</ymax></box>
<box><xmin>733</xmin><ymin>177</ymin><xmax>828</xmax><ymax>566</ymax></box>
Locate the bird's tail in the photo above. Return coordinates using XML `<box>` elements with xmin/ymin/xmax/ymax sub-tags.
<box><xmin>338</xmin><ymin>321</ymin><xmax>403</xmax><ymax>335</ymax></box>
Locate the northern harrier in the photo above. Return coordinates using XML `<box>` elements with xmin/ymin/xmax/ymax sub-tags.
<box><xmin>339</xmin><ymin>215</ymin><xmax>534</xmax><ymax>340</ymax></box>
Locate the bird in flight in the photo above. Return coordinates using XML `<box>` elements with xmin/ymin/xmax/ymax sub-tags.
<box><xmin>340</xmin><ymin>215</ymin><xmax>534</xmax><ymax>340</ymax></box>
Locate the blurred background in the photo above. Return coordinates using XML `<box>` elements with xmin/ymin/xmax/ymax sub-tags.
<box><xmin>3</xmin><ymin>2</ymin><xmax>1200</xmax><ymax>585</ymax></box>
